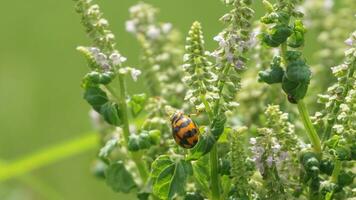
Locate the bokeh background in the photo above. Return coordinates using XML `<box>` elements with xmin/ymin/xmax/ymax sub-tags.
<box><xmin>0</xmin><ymin>0</ymin><xmax>322</xmax><ymax>199</ymax></box>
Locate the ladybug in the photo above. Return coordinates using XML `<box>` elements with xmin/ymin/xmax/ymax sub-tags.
<box><xmin>171</xmin><ymin>111</ymin><xmax>199</xmax><ymax>149</ymax></box>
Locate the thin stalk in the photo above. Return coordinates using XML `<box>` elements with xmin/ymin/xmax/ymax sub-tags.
<box><xmin>200</xmin><ymin>93</ymin><xmax>220</xmax><ymax>200</ymax></box>
<box><xmin>280</xmin><ymin>42</ymin><xmax>321</xmax><ymax>154</ymax></box>
<box><xmin>322</xmin><ymin>59</ymin><xmax>355</xmax><ymax>141</ymax></box>
<box><xmin>331</xmin><ymin>160</ymin><xmax>341</xmax><ymax>183</ymax></box>
<box><xmin>0</xmin><ymin>133</ymin><xmax>97</xmax><ymax>182</ymax></box>
<box><xmin>297</xmin><ymin>100</ymin><xmax>322</xmax><ymax>154</ymax></box>
<box><xmin>114</xmin><ymin>75</ymin><xmax>149</xmax><ymax>183</ymax></box>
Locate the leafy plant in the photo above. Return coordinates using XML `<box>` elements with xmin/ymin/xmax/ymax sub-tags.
<box><xmin>72</xmin><ymin>0</ymin><xmax>356</xmax><ymax>199</ymax></box>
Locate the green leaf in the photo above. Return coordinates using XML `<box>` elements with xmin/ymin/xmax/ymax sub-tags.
<box><xmin>98</xmin><ymin>137</ymin><xmax>118</xmax><ymax>159</ymax></box>
<box><xmin>282</xmin><ymin>76</ymin><xmax>309</xmax><ymax>101</ymax></box>
<box><xmin>128</xmin><ymin>93</ymin><xmax>147</xmax><ymax>117</ymax></box>
<box><xmin>285</xmin><ymin>60</ymin><xmax>311</xmax><ymax>83</ymax></box>
<box><xmin>84</xmin><ymin>87</ymin><xmax>108</xmax><ymax>111</ymax></box>
<box><xmin>187</xmin><ymin>134</ymin><xmax>216</xmax><ymax>161</ymax></box>
<box><xmin>105</xmin><ymin>161</ymin><xmax>137</xmax><ymax>193</ymax></box>
<box><xmin>338</xmin><ymin>171</ymin><xmax>354</xmax><ymax>188</ymax></box>
<box><xmin>151</xmin><ymin>155</ymin><xmax>192</xmax><ymax>199</ymax></box>
<box><xmin>192</xmin><ymin>156</ymin><xmax>210</xmax><ymax>196</ymax></box>
<box><xmin>100</xmin><ymin>102</ymin><xmax>121</xmax><ymax>126</ymax></box>
<box><xmin>288</xmin><ymin>20</ymin><xmax>306</xmax><ymax>48</ymax></box>
<box><xmin>262</xmin><ymin>25</ymin><xmax>293</xmax><ymax>47</ymax></box>
<box><xmin>258</xmin><ymin>65</ymin><xmax>284</xmax><ymax>84</ymax></box>
<box><xmin>211</xmin><ymin>114</ymin><xmax>227</xmax><ymax>140</ymax></box>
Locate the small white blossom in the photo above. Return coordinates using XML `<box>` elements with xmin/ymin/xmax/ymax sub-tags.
<box><xmin>98</xmin><ymin>18</ymin><xmax>108</xmax><ymax>27</ymax></box>
<box><xmin>130</xmin><ymin>68</ymin><xmax>141</xmax><ymax>81</ymax></box>
<box><xmin>272</xmin><ymin>143</ymin><xmax>281</xmax><ymax>153</ymax></box>
<box><xmin>213</xmin><ymin>35</ymin><xmax>227</xmax><ymax>47</ymax></box>
<box><xmin>266</xmin><ymin>156</ymin><xmax>274</xmax><ymax>167</ymax></box>
<box><xmin>88</xmin><ymin>47</ymin><xmax>100</xmax><ymax>55</ymax></box>
<box><xmin>95</xmin><ymin>53</ymin><xmax>108</xmax><ymax>66</ymax></box>
<box><xmin>109</xmin><ymin>53</ymin><xmax>127</xmax><ymax>66</ymax></box>
<box><xmin>234</xmin><ymin>60</ymin><xmax>244</xmax><ymax>69</ymax></box>
<box><xmin>324</xmin><ymin>0</ymin><xmax>334</xmax><ymax>10</ymax></box>
<box><xmin>344</xmin><ymin>37</ymin><xmax>354</xmax><ymax>46</ymax></box>
<box><xmin>162</xmin><ymin>23</ymin><xmax>172</xmax><ymax>34</ymax></box>
<box><xmin>147</xmin><ymin>25</ymin><xmax>161</xmax><ymax>39</ymax></box>
<box><xmin>125</xmin><ymin>20</ymin><xmax>137</xmax><ymax>33</ymax></box>
<box><xmin>249</xmin><ymin>137</ymin><xmax>257</xmax><ymax>145</ymax></box>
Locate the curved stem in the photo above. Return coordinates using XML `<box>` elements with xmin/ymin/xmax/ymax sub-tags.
<box><xmin>297</xmin><ymin>100</ymin><xmax>322</xmax><ymax>154</ymax></box>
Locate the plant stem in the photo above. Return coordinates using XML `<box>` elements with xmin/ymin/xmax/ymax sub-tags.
<box><xmin>331</xmin><ymin>160</ymin><xmax>341</xmax><ymax>183</ymax></box>
<box><xmin>0</xmin><ymin>133</ymin><xmax>97</xmax><ymax>182</ymax></box>
<box><xmin>200</xmin><ymin>93</ymin><xmax>220</xmax><ymax>200</ymax></box>
<box><xmin>280</xmin><ymin>42</ymin><xmax>321</xmax><ymax>154</ymax></box>
<box><xmin>116</xmin><ymin>75</ymin><xmax>149</xmax><ymax>183</ymax></box>
<box><xmin>297</xmin><ymin>100</ymin><xmax>322</xmax><ymax>154</ymax></box>
<box><xmin>322</xmin><ymin>58</ymin><xmax>355</xmax><ymax>141</ymax></box>
<box><xmin>210</xmin><ymin>145</ymin><xmax>220</xmax><ymax>200</ymax></box>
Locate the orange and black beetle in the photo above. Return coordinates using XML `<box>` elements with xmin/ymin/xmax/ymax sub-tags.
<box><xmin>170</xmin><ymin>111</ymin><xmax>199</xmax><ymax>149</ymax></box>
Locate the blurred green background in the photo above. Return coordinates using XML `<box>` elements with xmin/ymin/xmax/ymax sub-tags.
<box><xmin>0</xmin><ymin>0</ymin><xmax>322</xmax><ymax>199</ymax></box>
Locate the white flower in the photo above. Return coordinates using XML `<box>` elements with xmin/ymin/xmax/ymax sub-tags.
<box><xmin>98</xmin><ymin>18</ymin><xmax>108</xmax><ymax>27</ymax></box>
<box><xmin>88</xmin><ymin>47</ymin><xmax>100</xmax><ymax>55</ymax></box>
<box><xmin>125</xmin><ymin>20</ymin><xmax>137</xmax><ymax>33</ymax></box>
<box><xmin>95</xmin><ymin>53</ymin><xmax>108</xmax><ymax>66</ymax></box>
<box><xmin>129</xmin><ymin>4</ymin><xmax>141</xmax><ymax>14</ymax></box>
<box><xmin>344</xmin><ymin>37</ymin><xmax>353</xmax><ymax>47</ymax></box>
<box><xmin>109</xmin><ymin>53</ymin><xmax>127</xmax><ymax>66</ymax></box>
<box><xmin>162</xmin><ymin>23</ymin><xmax>172</xmax><ymax>34</ymax></box>
<box><xmin>130</xmin><ymin>68</ymin><xmax>141</xmax><ymax>81</ymax></box>
<box><xmin>324</xmin><ymin>0</ymin><xmax>334</xmax><ymax>10</ymax></box>
<box><xmin>266</xmin><ymin>156</ymin><xmax>274</xmax><ymax>167</ymax></box>
<box><xmin>249</xmin><ymin>137</ymin><xmax>257</xmax><ymax>145</ymax></box>
<box><xmin>234</xmin><ymin>60</ymin><xmax>244</xmax><ymax>69</ymax></box>
<box><xmin>147</xmin><ymin>25</ymin><xmax>160</xmax><ymax>39</ymax></box>
<box><xmin>272</xmin><ymin>142</ymin><xmax>281</xmax><ymax>153</ymax></box>
<box><xmin>213</xmin><ymin>35</ymin><xmax>227</xmax><ymax>47</ymax></box>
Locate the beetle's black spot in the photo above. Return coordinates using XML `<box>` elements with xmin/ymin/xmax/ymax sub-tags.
<box><xmin>178</xmin><ymin>118</ymin><xmax>192</xmax><ymax>129</ymax></box>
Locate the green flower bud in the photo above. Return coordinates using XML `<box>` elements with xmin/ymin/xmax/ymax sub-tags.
<box><xmin>319</xmin><ymin>159</ymin><xmax>334</xmax><ymax>176</ymax></box>
<box><xmin>148</xmin><ymin>130</ymin><xmax>161</xmax><ymax>145</ymax></box>
<box><xmin>87</xmin><ymin>71</ymin><xmax>101</xmax><ymax>83</ymax></box>
<box><xmin>128</xmin><ymin>135</ymin><xmax>140</xmax><ymax>152</ymax></box>
<box><xmin>262</xmin><ymin>25</ymin><xmax>293</xmax><ymax>47</ymax></box>
<box><xmin>138</xmin><ymin>132</ymin><xmax>151</xmax><ymax>149</ymax></box>
<box><xmin>285</xmin><ymin>60</ymin><xmax>311</xmax><ymax>83</ymax></box>
<box><xmin>100</xmin><ymin>71</ymin><xmax>115</xmax><ymax>85</ymax></box>
<box><xmin>335</xmin><ymin>146</ymin><xmax>351</xmax><ymax>161</ymax></box>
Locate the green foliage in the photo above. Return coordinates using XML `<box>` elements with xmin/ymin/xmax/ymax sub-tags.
<box><xmin>72</xmin><ymin>0</ymin><xmax>356</xmax><ymax>199</ymax></box>
<box><xmin>150</xmin><ymin>155</ymin><xmax>192</xmax><ymax>199</ymax></box>
<box><xmin>105</xmin><ymin>161</ymin><xmax>137</xmax><ymax>193</ymax></box>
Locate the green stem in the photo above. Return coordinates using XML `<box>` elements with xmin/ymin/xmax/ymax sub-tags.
<box><xmin>297</xmin><ymin>100</ymin><xmax>322</xmax><ymax>154</ymax></box>
<box><xmin>116</xmin><ymin>75</ymin><xmax>149</xmax><ymax>183</ymax></box>
<box><xmin>200</xmin><ymin>93</ymin><xmax>220</xmax><ymax>200</ymax></box>
<box><xmin>322</xmin><ymin>58</ymin><xmax>355</xmax><ymax>141</ymax></box>
<box><xmin>280</xmin><ymin>42</ymin><xmax>321</xmax><ymax>154</ymax></box>
<box><xmin>210</xmin><ymin>145</ymin><xmax>220</xmax><ymax>200</ymax></box>
<box><xmin>0</xmin><ymin>133</ymin><xmax>97</xmax><ymax>182</ymax></box>
<box><xmin>331</xmin><ymin>160</ymin><xmax>341</xmax><ymax>183</ymax></box>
